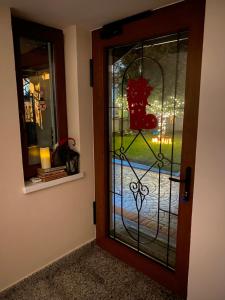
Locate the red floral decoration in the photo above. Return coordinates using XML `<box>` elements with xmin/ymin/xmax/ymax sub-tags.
<box><xmin>126</xmin><ymin>77</ymin><xmax>158</xmax><ymax>130</ymax></box>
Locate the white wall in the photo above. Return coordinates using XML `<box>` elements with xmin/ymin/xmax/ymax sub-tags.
<box><xmin>0</xmin><ymin>7</ymin><xmax>95</xmax><ymax>291</ymax></box>
<box><xmin>188</xmin><ymin>0</ymin><xmax>225</xmax><ymax>299</ymax></box>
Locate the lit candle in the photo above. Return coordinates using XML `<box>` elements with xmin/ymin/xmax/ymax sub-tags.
<box><xmin>40</xmin><ymin>147</ymin><xmax>51</xmax><ymax>169</ymax></box>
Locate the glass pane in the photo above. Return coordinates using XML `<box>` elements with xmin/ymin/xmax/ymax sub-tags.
<box><xmin>20</xmin><ymin>37</ymin><xmax>57</xmax><ymax>165</ymax></box>
<box><xmin>108</xmin><ymin>32</ymin><xmax>188</xmax><ymax>269</ymax></box>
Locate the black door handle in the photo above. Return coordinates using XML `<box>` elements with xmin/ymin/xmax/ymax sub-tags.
<box><xmin>169</xmin><ymin>167</ymin><xmax>192</xmax><ymax>201</ymax></box>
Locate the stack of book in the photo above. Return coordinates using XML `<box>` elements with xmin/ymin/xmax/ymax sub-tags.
<box><xmin>37</xmin><ymin>166</ymin><xmax>67</xmax><ymax>182</ymax></box>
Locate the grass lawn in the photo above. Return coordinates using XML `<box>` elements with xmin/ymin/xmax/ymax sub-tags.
<box><xmin>112</xmin><ymin>132</ymin><xmax>182</xmax><ymax>173</ymax></box>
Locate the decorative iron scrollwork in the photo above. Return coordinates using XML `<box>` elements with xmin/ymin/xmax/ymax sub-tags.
<box><xmin>109</xmin><ymin>32</ymin><xmax>187</xmax><ymax>269</ymax></box>
<box><xmin>129</xmin><ymin>181</ymin><xmax>149</xmax><ymax>212</ymax></box>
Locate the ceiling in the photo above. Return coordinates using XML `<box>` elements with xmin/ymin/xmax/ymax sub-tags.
<box><xmin>1</xmin><ymin>0</ymin><xmax>181</xmax><ymax>30</ymax></box>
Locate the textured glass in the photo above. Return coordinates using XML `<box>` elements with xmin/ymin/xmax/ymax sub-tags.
<box><xmin>108</xmin><ymin>33</ymin><xmax>188</xmax><ymax>269</ymax></box>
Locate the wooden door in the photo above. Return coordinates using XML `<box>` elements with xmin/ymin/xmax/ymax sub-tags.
<box><xmin>92</xmin><ymin>1</ymin><xmax>205</xmax><ymax>297</ymax></box>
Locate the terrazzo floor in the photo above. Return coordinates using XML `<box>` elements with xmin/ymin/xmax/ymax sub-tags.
<box><xmin>0</xmin><ymin>242</ymin><xmax>184</xmax><ymax>300</ymax></box>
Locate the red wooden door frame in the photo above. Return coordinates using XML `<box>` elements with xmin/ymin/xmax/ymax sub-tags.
<box><xmin>92</xmin><ymin>1</ymin><xmax>205</xmax><ymax>297</ymax></box>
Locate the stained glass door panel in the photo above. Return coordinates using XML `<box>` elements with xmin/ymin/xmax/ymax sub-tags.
<box><xmin>108</xmin><ymin>33</ymin><xmax>188</xmax><ymax>269</ymax></box>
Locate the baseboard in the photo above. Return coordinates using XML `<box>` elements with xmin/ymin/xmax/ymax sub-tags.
<box><xmin>0</xmin><ymin>237</ymin><xmax>96</xmax><ymax>294</ymax></box>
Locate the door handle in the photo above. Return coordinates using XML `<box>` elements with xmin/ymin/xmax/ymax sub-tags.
<box><xmin>169</xmin><ymin>167</ymin><xmax>192</xmax><ymax>201</ymax></box>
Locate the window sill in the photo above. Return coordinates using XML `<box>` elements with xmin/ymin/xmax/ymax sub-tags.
<box><xmin>23</xmin><ymin>172</ymin><xmax>84</xmax><ymax>194</ymax></box>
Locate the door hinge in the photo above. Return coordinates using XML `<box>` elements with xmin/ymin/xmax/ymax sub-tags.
<box><xmin>90</xmin><ymin>59</ymin><xmax>94</xmax><ymax>87</ymax></box>
<box><xmin>93</xmin><ymin>201</ymin><xmax>96</xmax><ymax>224</ymax></box>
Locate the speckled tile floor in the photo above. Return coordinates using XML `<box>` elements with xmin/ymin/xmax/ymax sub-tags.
<box><xmin>0</xmin><ymin>242</ymin><xmax>184</xmax><ymax>300</ymax></box>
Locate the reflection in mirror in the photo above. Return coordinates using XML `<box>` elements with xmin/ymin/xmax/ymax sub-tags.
<box><xmin>20</xmin><ymin>37</ymin><xmax>57</xmax><ymax>166</ymax></box>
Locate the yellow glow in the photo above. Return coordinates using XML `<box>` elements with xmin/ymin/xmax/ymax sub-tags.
<box><xmin>152</xmin><ymin>137</ymin><xmax>159</xmax><ymax>143</ymax></box>
<box><xmin>152</xmin><ymin>137</ymin><xmax>172</xmax><ymax>145</ymax></box>
<box><xmin>40</xmin><ymin>147</ymin><xmax>51</xmax><ymax>169</ymax></box>
<box><xmin>30</xmin><ymin>82</ymin><xmax>34</xmax><ymax>94</ymax></box>
<box><xmin>28</xmin><ymin>146</ymin><xmax>40</xmax><ymax>165</ymax></box>
<box><xmin>34</xmin><ymin>82</ymin><xmax>40</xmax><ymax>92</ymax></box>
<box><xmin>28</xmin><ymin>146</ymin><xmax>40</xmax><ymax>157</ymax></box>
<box><xmin>41</xmin><ymin>72</ymin><xmax>50</xmax><ymax>80</ymax></box>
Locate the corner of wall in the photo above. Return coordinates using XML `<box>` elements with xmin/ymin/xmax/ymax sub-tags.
<box><xmin>63</xmin><ymin>25</ymin><xmax>81</xmax><ymax>151</ymax></box>
<box><xmin>0</xmin><ymin>13</ymin><xmax>95</xmax><ymax>291</ymax></box>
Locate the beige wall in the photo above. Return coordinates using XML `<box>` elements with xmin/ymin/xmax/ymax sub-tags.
<box><xmin>188</xmin><ymin>0</ymin><xmax>225</xmax><ymax>299</ymax></box>
<box><xmin>0</xmin><ymin>7</ymin><xmax>95</xmax><ymax>291</ymax></box>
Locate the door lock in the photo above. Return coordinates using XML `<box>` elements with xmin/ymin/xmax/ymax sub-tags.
<box><xmin>169</xmin><ymin>167</ymin><xmax>192</xmax><ymax>201</ymax></box>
